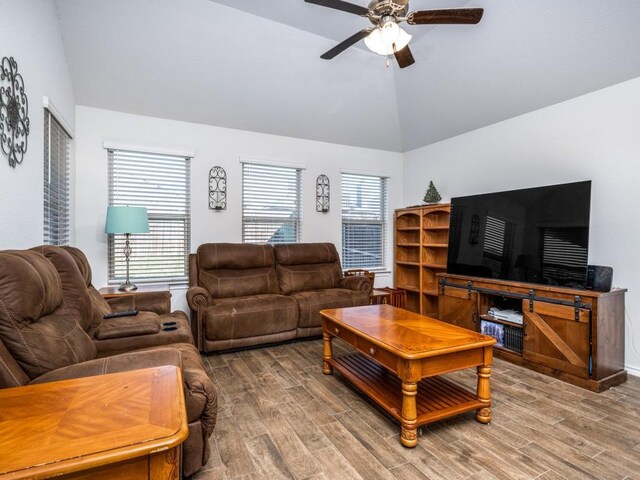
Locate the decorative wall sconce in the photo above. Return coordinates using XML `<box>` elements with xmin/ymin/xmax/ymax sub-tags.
<box><xmin>0</xmin><ymin>57</ymin><xmax>30</xmax><ymax>168</ymax></box>
<box><xmin>209</xmin><ymin>166</ymin><xmax>227</xmax><ymax>210</ymax></box>
<box><xmin>316</xmin><ymin>174</ymin><xmax>330</xmax><ymax>213</ymax></box>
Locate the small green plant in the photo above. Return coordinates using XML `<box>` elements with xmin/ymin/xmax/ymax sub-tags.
<box><xmin>423</xmin><ymin>181</ymin><xmax>442</xmax><ymax>204</ymax></box>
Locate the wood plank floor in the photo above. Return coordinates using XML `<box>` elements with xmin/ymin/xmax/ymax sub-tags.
<box><xmin>192</xmin><ymin>339</ymin><xmax>640</xmax><ymax>480</ymax></box>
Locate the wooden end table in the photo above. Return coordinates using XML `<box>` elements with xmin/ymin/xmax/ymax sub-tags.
<box><xmin>320</xmin><ymin>304</ymin><xmax>496</xmax><ymax>447</ymax></box>
<box><xmin>99</xmin><ymin>283</ymin><xmax>170</xmax><ymax>299</ymax></box>
<box><xmin>0</xmin><ymin>366</ymin><xmax>187</xmax><ymax>479</ymax></box>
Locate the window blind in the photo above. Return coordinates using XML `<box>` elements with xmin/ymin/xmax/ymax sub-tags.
<box><xmin>341</xmin><ymin>173</ymin><xmax>387</xmax><ymax>269</ymax></box>
<box><xmin>542</xmin><ymin>227</ymin><xmax>588</xmax><ymax>283</ymax></box>
<box><xmin>43</xmin><ymin>110</ymin><xmax>71</xmax><ymax>246</ymax></box>
<box><xmin>242</xmin><ymin>162</ymin><xmax>302</xmax><ymax>244</ymax></box>
<box><xmin>108</xmin><ymin>149</ymin><xmax>191</xmax><ymax>283</ymax></box>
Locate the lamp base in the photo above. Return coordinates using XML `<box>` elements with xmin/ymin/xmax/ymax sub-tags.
<box><xmin>118</xmin><ymin>282</ymin><xmax>138</xmax><ymax>292</ymax></box>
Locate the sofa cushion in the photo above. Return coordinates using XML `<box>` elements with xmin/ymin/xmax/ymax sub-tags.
<box><xmin>204</xmin><ymin>294</ymin><xmax>298</xmax><ymax>341</ymax></box>
<box><xmin>273</xmin><ymin>242</ymin><xmax>339</xmax><ymax>265</ymax></box>
<box><xmin>197</xmin><ymin>243</ymin><xmax>279</xmax><ymax>298</ymax></box>
<box><xmin>290</xmin><ymin>288</ymin><xmax>370</xmax><ymax>328</ymax></box>
<box><xmin>62</xmin><ymin>246</ymin><xmax>112</xmax><ymax>331</ymax></box>
<box><xmin>31</xmin><ymin>245</ymin><xmax>96</xmax><ymax>331</ymax></box>
<box><xmin>29</xmin><ymin>346</ymin><xmax>182</xmax><ymax>384</ymax></box>
<box><xmin>274</xmin><ymin>243</ymin><xmax>343</xmax><ymax>294</ymax></box>
<box><xmin>0</xmin><ymin>251</ymin><xmax>97</xmax><ymax>379</ymax></box>
<box><xmin>200</xmin><ymin>267</ymin><xmax>280</xmax><ymax>299</ymax></box>
<box><xmin>198</xmin><ymin>243</ymin><xmax>275</xmax><ymax>270</ymax></box>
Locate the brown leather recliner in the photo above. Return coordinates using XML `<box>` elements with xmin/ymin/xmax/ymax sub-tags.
<box><xmin>0</xmin><ymin>249</ymin><xmax>216</xmax><ymax>478</ymax></box>
<box><xmin>188</xmin><ymin>242</ymin><xmax>371</xmax><ymax>352</ymax></box>
<box><xmin>31</xmin><ymin>245</ymin><xmax>194</xmax><ymax>357</ymax></box>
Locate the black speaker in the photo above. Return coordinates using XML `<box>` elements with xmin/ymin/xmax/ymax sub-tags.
<box><xmin>586</xmin><ymin>265</ymin><xmax>613</xmax><ymax>292</ymax></box>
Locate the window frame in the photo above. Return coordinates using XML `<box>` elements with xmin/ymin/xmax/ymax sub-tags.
<box><xmin>107</xmin><ymin>148</ymin><xmax>191</xmax><ymax>284</ymax></box>
<box><xmin>341</xmin><ymin>172</ymin><xmax>388</xmax><ymax>270</ymax></box>
<box><xmin>43</xmin><ymin>108</ymin><xmax>72</xmax><ymax>246</ymax></box>
<box><xmin>241</xmin><ymin>161</ymin><xmax>303</xmax><ymax>244</ymax></box>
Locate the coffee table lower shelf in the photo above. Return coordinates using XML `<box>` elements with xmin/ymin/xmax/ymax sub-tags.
<box><xmin>331</xmin><ymin>352</ymin><xmax>484</xmax><ymax>426</ymax></box>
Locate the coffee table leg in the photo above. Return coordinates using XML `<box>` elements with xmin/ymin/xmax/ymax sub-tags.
<box><xmin>322</xmin><ymin>332</ymin><xmax>333</xmax><ymax>375</ymax></box>
<box><xmin>401</xmin><ymin>381</ymin><xmax>418</xmax><ymax>447</ymax></box>
<box><xmin>475</xmin><ymin>363</ymin><xmax>492</xmax><ymax>424</ymax></box>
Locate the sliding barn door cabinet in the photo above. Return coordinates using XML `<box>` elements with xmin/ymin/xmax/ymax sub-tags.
<box><xmin>438</xmin><ymin>273</ymin><xmax>627</xmax><ymax>392</ymax></box>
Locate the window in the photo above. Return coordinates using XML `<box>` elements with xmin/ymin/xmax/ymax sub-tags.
<box><xmin>43</xmin><ymin>110</ymin><xmax>71</xmax><ymax>245</ymax></box>
<box><xmin>242</xmin><ymin>162</ymin><xmax>302</xmax><ymax>243</ymax></box>
<box><xmin>108</xmin><ymin>149</ymin><xmax>191</xmax><ymax>283</ymax></box>
<box><xmin>341</xmin><ymin>173</ymin><xmax>388</xmax><ymax>269</ymax></box>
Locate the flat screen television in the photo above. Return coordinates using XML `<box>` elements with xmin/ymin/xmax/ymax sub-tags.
<box><xmin>447</xmin><ymin>181</ymin><xmax>591</xmax><ymax>289</ymax></box>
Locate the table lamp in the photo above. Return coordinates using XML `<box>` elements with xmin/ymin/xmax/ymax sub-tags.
<box><xmin>105</xmin><ymin>206</ymin><xmax>150</xmax><ymax>291</ymax></box>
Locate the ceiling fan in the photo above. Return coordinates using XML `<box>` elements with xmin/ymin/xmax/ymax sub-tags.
<box><xmin>304</xmin><ymin>0</ymin><xmax>484</xmax><ymax>68</ymax></box>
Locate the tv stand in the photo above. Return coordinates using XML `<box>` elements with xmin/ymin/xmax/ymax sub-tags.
<box><xmin>437</xmin><ymin>273</ymin><xmax>627</xmax><ymax>392</ymax></box>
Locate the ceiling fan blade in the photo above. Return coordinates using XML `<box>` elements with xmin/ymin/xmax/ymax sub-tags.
<box><xmin>321</xmin><ymin>28</ymin><xmax>373</xmax><ymax>59</ymax></box>
<box><xmin>407</xmin><ymin>8</ymin><xmax>484</xmax><ymax>25</ymax></box>
<box><xmin>304</xmin><ymin>0</ymin><xmax>369</xmax><ymax>16</ymax></box>
<box><xmin>394</xmin><ymin>45</ymin><xmax>415</xmax><ymax>69</ymax></box>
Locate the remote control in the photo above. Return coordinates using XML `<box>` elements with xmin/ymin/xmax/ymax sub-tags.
<box><xmin>103</xmin><ymin>310</ymin><xmax>139</xmax><ymax>319</ymax></box>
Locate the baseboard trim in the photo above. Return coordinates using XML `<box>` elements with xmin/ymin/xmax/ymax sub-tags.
<box><xmin>625</xmin><ymin>364</ymin><xmax>640</xmax><ymax>378</ymax></box>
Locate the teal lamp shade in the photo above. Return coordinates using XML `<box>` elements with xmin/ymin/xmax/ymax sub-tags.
<box><xmin>105</xmin><ymin>206</ymin><xmax>150</xmax><ymax>234</ymax></box>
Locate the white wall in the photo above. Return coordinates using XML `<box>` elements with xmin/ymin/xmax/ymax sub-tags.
<box><xmin>403</xmin><ymin>76</ymin><xmax>640</xmax><ymax>376</ymax></box>
<box><xmin>0</xmin><ymin>0</ymin><xmax>76</xmax><ymax>248</ymax></box>
<box><xmin>75</xmin><ymin>106</ymin><xmax>403</xmax><ymax>312</ymax></box>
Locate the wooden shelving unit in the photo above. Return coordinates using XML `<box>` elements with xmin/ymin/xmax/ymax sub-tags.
<box><xmin>394</xmin><ymin>204</ymin><xmax>451</xmax><ymax>316</ymax></box>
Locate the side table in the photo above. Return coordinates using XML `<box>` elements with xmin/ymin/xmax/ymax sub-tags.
<box><xmin>369</xmin><ymin>287</ymin><xmax>407</xmax><ymax>308</ymax></box>
<box><xmin>0</xmin><ymin>366</ymin><xmax>187</xmax><ymax>479</ymax></box>
<box><xmin>99</xmin><ymin>283</ymin><xmax>170</xmax><ymax>299</ymax></box>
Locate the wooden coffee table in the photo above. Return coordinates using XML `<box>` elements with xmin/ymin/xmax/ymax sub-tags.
<box><xmin>320</xmin><ymin>304</ymin><xmax>496</xmax><ymax>447</ymax></box>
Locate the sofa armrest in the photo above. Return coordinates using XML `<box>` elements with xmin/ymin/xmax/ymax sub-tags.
<box><xmin>29</xmin><ymin>347</ymin><xmax>182</xmax><ymax>385</ymax></box>
<box><xmin>339</xmin><ymin>275</ymin><xmax>371</xmax><ymax>293</ymax></box>
<box><xmin>107</xmin><ymin>291</ymin><xmax>171</xmax><ymax>315</ymax></box>
<box><xmin>186</xmin><ymin>287</ymin><xmax>214</xmax><ymax>351</ymax></box>
<box><xmin>187</xmin><ymin>286</ymin><xmax>213</xmax><ymax>310</ymax></box>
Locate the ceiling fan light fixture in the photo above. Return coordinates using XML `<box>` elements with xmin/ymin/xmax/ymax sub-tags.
<box><xmin>364</xmin><ymin>24</ymin><xmax>412</xmax><ymax>56</ymax></box>
<box><xmin>380</xmin><ymin>18</ymin><xmax>400</xmax><ymax>44</ymax></box>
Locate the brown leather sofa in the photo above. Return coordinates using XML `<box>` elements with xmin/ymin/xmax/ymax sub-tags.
<box><xmin>0</xmin><ymin>248</ymin><xmax>216</xmax><ymax>478</ymax></box>
<box><xmin>187</xmin><ymin>242</ymin><xmax>371</xmax><ymax>352</ymax></box>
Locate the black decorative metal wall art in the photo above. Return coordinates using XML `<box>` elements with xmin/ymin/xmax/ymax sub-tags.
<box><xmin>209</xmin><ymin>166</ymin><xmax>227</xmax><ymax>210</ymax></box>
<box><xmin>316</xmin><ymin>174</ymin><xmax>330</xmax><ymax>213</ymax></box>
<box><xmin>0</xmin><ymin>57</ymin><xmax>29</xmax><ymax>168</ymax></box>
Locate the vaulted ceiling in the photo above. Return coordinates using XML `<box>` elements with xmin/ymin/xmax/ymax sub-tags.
<box><xmin>56</xmin><ymin>0</ymin><xmax>640</xmax><ymax>152</ymax></box>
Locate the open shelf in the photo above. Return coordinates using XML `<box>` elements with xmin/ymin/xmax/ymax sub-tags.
<box><xmin>422</xmin><ymin>263</ymin><xmax>447</xmax><ymax>269</ymax></box>
<box><xmin>478</xmin><ymin>314</ymin><xmax>523</xmax><ymax>329</ymax></box>
<box><xmin>396</xmin><ymin>261</ymin><xmax>420</xmax><ymax>267</ymax></box>
<box><xmin>331</xmin><ymin>353</ymin><xmax>482</xmax><ymax>426</ymax></box>
<box><xmin>396</xmin><ymin>284</ymin><xmax>420</xmax><ymax>293</ymax></box>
